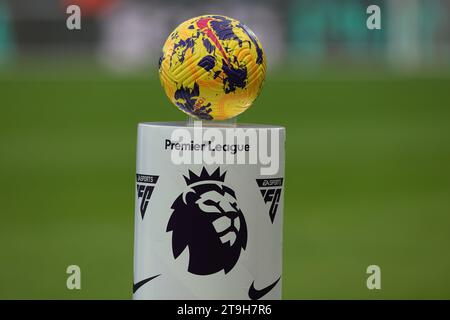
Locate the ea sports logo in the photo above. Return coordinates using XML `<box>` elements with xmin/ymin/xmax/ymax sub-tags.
<box><xmin>166</xmin><ymin>167</ymin><xmax>247</xmax><ymax>275</ymax></box>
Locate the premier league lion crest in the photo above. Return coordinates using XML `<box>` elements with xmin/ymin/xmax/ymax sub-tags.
<box><xmin>166</xmin><ymin>167</ymin><xmax>247</xmax><ymax>275</ymax></box>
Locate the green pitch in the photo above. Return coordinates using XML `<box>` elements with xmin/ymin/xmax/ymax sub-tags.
<box><xmin>0</xmin><ymin>64</ymin><xmax>449</xmax><ymax>299</ymax></box>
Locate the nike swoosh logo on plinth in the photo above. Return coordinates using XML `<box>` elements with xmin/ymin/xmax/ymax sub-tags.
<box><xmin>133</xmin><ymin>274</ymin><xmax>161</xmax><ymax>294</ymax></box>
<box><xmin>248</xmin><ymin>276</ymin><xmax>281</xmax><ymax>300</ymax></box>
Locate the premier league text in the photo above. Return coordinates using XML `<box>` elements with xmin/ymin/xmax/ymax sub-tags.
<box><xmin>165</xmin><ymin>139</ymin><xmax>250</xmax><ymax>155</ymax></box>
<box><xmin>166</xmin><ymin>121</ymin><xmax>281</xmax><ymax>175</ymax></box>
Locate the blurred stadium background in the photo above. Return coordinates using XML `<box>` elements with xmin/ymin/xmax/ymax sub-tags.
<box><xmin>0</xmin><ymin>0</ymin><xmax>449</xmax><ymax>299</ymax></box>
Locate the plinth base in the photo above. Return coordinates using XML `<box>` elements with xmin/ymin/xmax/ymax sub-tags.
<box><xmin>133</xmin><ymin>122</ymin><xmax>285</xmax><ymax>299</ymax></box>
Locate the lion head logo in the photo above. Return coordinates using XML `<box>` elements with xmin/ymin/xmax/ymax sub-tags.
<box><xmin>166</xmin><ymin>167</ymin><xmax>247</xmax><ymax>275</ymax></box>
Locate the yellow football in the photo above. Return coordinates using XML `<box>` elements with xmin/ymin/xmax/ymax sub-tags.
<box><xmin>158</xmin><ymin>15</ymin><xmax>266</xmax><ymax>121</ymax></box>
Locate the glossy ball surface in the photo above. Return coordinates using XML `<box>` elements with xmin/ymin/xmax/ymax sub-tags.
<box><xmin>159</xmin><ymin>15</ymin><xmax>266</xmax><ymax>120</ymax></box>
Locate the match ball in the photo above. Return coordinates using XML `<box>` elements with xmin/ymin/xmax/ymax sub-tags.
<box><xmin>158</xmin><ymin>15</ymin><xmax>266</xmax><ymax>121</ymax></box>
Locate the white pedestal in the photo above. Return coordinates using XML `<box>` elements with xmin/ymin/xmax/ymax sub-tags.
<box><xmin>133</xmin><ymin>122</ymin><xmax>285</xmax><ymax>300</ymax></box>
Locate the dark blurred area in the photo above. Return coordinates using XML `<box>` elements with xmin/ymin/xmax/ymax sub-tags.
<box><xmin>1</xmin><ymin>0</ymin><xmax>449</xmax><ymax>71</ymax></box>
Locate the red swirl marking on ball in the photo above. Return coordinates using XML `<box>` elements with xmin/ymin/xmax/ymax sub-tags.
<box><xmin>196</xmin><ymin>17</ymin><xmax>230</xmax><ymax>66</ymax></box>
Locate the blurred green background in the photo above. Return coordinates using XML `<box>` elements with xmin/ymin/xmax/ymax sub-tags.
<box><xmin>1</xmin><ymin>0</ymin><xmax>450</xmax><ymax>299</ymax></box>
<box><xmin>1</xmin><ymin>66</ymin><xmax>450</xmax><ymax>299</ymax></box>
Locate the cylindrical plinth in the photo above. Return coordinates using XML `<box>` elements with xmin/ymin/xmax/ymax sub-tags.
<box><xmin>133</xmin><ymin>122</ymin><xmax>285</xmax><ymax>299</ymax></box>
